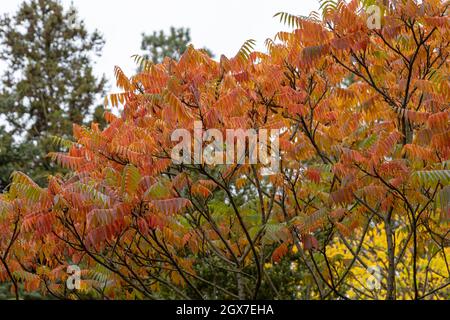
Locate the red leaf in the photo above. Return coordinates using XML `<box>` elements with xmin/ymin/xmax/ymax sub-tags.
<box><xmin>305</xmin><ymin>168</ymin><xmax>321</xmax><ymax>184</ymax></box>
<box><xmin>272</xmin><ymin>243</ymin><xmax>288</xmax><ymax>262</ymax></box>
<box><xmin>302</xmin><ymin>234</ymin><xmax>318</xmax><ymax>250</ymax></box>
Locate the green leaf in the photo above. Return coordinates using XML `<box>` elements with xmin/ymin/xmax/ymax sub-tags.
<box><xmin>411</xmin><ymin>170</ymin><xmax>450</xmax><ymax>187</ymax></box>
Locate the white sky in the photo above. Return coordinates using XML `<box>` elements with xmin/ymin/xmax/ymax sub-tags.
<box><xmin>0</xmin><ymin>0</ymin><xmax>319</xmax><ymax>91</ymax></box>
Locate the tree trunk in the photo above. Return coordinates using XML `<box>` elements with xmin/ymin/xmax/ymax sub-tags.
<box><xmin>385</xmin><ymin>212</ymin><xmax>396</xmax><ymax>300</ymax></box>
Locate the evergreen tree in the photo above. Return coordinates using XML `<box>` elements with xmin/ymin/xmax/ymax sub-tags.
<box><xmin>0</xmin><ymin>0</ymin><xmax>106</xmax><ymax>190</ymax></box>
<box><xmin>141</xmin><ymin>26</ymin><xmax>213</xmax><ymax>64</ymax></box>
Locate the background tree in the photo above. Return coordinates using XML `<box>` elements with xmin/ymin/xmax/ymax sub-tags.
<box><xmin>0</xmin><ymin>0</ymin><xmax>106</xmax><ymax>190</ymax></box>
<box><xmin>141</xmin><ymin>26</ymin><xmax>213</xmax><ymax>64</ymax></box>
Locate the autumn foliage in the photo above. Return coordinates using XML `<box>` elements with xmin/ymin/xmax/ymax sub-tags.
<box><xmin>0</xmin><ymin>0</ymin><xmax>449</xmax><ymax>300</ymax></box>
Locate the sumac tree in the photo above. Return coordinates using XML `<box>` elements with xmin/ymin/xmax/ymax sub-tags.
<box><xmin>0</xmin><ymin>0</ymin><xmax>448</xmax><ymax>300</ymax></box>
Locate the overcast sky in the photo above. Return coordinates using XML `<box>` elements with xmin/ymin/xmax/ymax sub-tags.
<box><xmin>0</xmin><ymin>0</ymin><xmax>319</xmax><ymax>91</ymax></box>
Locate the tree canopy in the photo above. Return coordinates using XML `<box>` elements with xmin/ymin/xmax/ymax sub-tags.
<box><xmin>141</xmin><ymin>26</ymin><xmax>213</xmax><ymax>64</ymax></box>
<box><xmin>0</xmin><ymin>0</ymin><xmax>449</xmax><ymax>300</ymax></box>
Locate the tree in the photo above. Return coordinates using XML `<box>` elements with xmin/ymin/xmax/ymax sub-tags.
<box><xmin>141</xmin><ymin>26</ymin><xmax>213</xmax><ymax>64</ymax></box>
<box><xmin>0</xmin><ymin>0</ymin><xmax>106</xmax><ymax>190</ymax></box>
<box><xmin>0</xmin><ymin>126</ymin><xmax>41</xmax><ymax>191</ymax></box>
<box><xmin>0</xmin><ymin>0</ymin><xmax>448</xmax><ymax>300</ymax></box>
